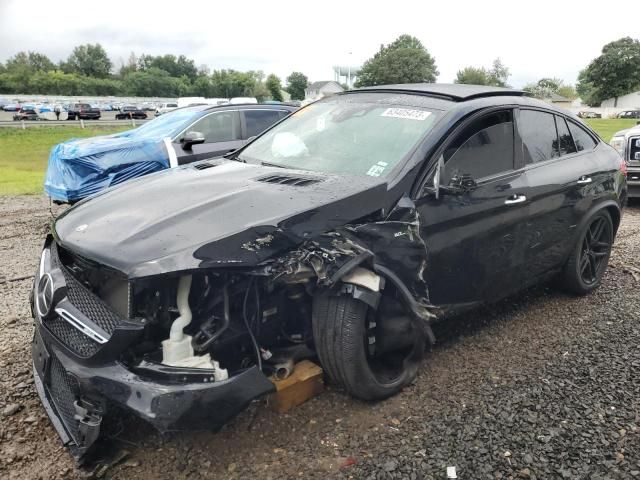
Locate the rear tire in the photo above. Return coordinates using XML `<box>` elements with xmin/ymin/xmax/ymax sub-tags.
<box><xmin>312</xmin><ymin>291</ymin><xmax>422</xmax><ymax>401</ymax></box>
<box><xmin>559</xmin><ymin>210</ymin><xmax>613</xmax><ymax>295</ymax></box>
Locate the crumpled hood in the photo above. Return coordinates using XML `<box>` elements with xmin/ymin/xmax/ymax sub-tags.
<box><xmin>54</xmin><ymin>160</ymin><xmax>388</xmax><ymax>278</ymax></box>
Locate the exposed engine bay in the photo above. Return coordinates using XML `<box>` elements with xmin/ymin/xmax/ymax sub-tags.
<box><xmin>131</xmin><ymin>270</ymin><xmax>318</xmax><ymax>380</ymax></box>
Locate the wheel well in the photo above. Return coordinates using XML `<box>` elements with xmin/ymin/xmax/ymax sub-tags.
<box><xmin>605</xmin><ymin>205</ymin><xmax>621</xmax><ymax>235</ymax></box>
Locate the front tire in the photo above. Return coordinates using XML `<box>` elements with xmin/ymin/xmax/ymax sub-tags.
<box><xmin>560</xmin><ymin>210</ymin><xmax>613</xmax><ymax>295</ymax></box>
<box><xmin>312</xmin><ymin>291</ymin><xmax>422</xmax><ymax>400</ymax></box>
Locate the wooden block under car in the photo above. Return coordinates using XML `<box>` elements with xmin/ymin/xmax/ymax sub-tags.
<box><xmin>269</xmin><ymin>360</ymin><xmax>324</xmax><ymax>413</ymax></box>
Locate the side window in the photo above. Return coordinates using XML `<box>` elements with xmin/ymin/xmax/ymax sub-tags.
<box><xmin>442</xmin><ymin>110</ymin><xmax>514</xmax><ymax>184</ymax></box>
<box><xmin>567</xmin><ymin>121</ymin><xmax>597</xmax><ymax>152</ymax></box>
<box><xmin>519</xmin><ymin>110</ymin><xmax>559</xmax><ymax>164</ymax></box>
<box><xmin>244</xmin><ymin>110</ymin><xmax>282</xmax><ymax>138</ymax></box>
<box><xmin>555</xmin><ymin>116</ymin><xmax>577</xmax><ymax>155</ymax></box>
<box><xmin>190</xmin><ymin>111</ymin><xmax>239</xmax><ymax>143</ymax></box>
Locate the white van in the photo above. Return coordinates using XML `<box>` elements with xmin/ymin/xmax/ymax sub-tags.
<box><xmin>155</xmin><ymin>102</ymin><xmax>179</xmax><ymax>116</ymax></box>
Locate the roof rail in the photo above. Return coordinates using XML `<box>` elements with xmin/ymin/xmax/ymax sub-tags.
<box><xmin>348</xmin><ymin>83</ymin><xmax>527</xmax><ymax>102</ymax></box>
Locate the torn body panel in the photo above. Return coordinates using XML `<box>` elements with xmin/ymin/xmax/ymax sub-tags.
<box><xmin>267</xmin><ymin>195</ymin><xmax>436</xmax><ymax>320</ymax></box>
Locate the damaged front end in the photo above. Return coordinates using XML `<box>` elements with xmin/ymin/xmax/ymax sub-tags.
<box><xmin>33</xmin><ymin>182</ymin><xmax>438</xmax><ymax>459</ymax></box>
<box><xmin>32</xmin><ymin>237</ymin><xmax>324</xmax><ymax>458</ymax></box>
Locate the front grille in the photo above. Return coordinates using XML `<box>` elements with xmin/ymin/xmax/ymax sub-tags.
<box><xmin>50</xmin><ymin>242</ymin><xmax>122</xmax><ymax>335</ymax></box>
<box><xmin>46</xmin><ymin>317</ymin><xmax>100</xmax><ymax>357</ymax></box>
<box><xmin>61</xmin><ymin>270</ymin><xmax>121</xmax><ymax>335</ymax></box>
<box><xmin>49</xmin><ymin>354</ymin><xmax>81</xmax><ymax>444</ymax></box>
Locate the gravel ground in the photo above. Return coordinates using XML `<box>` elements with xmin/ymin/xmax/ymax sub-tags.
<box><xmin>1</xmin><ymin>195</ymin><xmax>639</xmax><ymax>480</ymax></box>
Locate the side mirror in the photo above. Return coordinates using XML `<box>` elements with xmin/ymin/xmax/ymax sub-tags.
<box><xmin>182</xmin><ymin>131</ymin><xmax>205</xmax><ymax>150</ymax></box>
<box><xmin>443</xmin><ymin>173</ymin><xmax>478</xmax><ymax>195</ymax></box>
<box><xmin>433</xmin><ymin>155</ymin><xmax>444</xmax><ymax>200</ymax></box>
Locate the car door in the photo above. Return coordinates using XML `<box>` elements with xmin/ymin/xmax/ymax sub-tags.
<box><xmin>241</xmin><ymin>109</ymin><xmax>290</xmax><ymax>140</ymax></box>
<box><xmin>515</xmin><ymin>109</ymin><xmax>600</xmax><ymax>279</ymax></box>
<box><xmin>173</xmin><ymin>110</ymin><xmax>243</xmax><ymax>165</ymax></box>
<box><xmin>416</xmin><ymin>108</ymin><xmax>531</xmax><ymax>306</ymax></box>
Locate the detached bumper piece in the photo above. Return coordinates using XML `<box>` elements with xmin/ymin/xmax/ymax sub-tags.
<box><xmin>33</xmin><ymin>323</ymin><xmax>275</xmax><ymax>458</ymax></box>
<box><xmin>32</xmin><ymin>329</ymin><xmax>103</xmax><ymax>458</ymax></box>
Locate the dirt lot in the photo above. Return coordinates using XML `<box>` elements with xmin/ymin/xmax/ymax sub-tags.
<box><xmin>1</xmin><ymin>195</ymin><xmax>639</xmax><ymax>479</ymax></box>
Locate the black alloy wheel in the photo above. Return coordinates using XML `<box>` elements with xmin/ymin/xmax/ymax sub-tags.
<box><xmin>312</xmin><ymin>285</ymin><xmax>424</xmax><ymax>401</ymax></box>
<box><xmin>579</xmin><ymin>215</ymin><xmax>612</xmax><ymax>285</ymax></box>
<box><xmin>560</xmin><ymin>210</ymin><xmax>613</xmax><ymax>294</ymax></box>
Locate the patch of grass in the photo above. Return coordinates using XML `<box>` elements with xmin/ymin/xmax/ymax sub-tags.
<box><xmin>0</xmin><ymin>126</ymin><xmax>129</xmax><ymax>195</ymax></box>
<box><xmin>584</xmin><ymin>118</ymin><xmax>638</xmax><ymax>142</ymax></box>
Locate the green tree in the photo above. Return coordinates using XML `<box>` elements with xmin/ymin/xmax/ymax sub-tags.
<box><xmin>27</xmin><ymin>71</ymin><xmax>87</xmax><ymax>96</ymax></box>
<box><xmin>487</xmin><ymin>58</ymin><xmax>510</xmax><ymax>87</ymax></box>
<box><xmin>523</xmin><ymin>78</ymin><xmax>565</xmax><ymax>99</ymax></box>
<box><xmin>64</xmin><ymin>43</ymin><xmax>112</xmax><ymax>78</ymax></box>
<box><xmin>252</xmin><ymin>81</ymin><xmax>270</xmax><ymax>103</ymax></box>
<box><xmin>119</xmin><ymin>52</ymin><xmax>138</xmax><ymax>77</ymax></box>
<box><xmin>355</xmin><ymin>34</ymin><xmax>438</xmax><ymax>87</ymax></box>
<box><xmin>5</xmin><ymin>51</ymin><xmax>55</xmax><ymax>74</ymax></box>
<box><xmin>210</xmin><ymin>69</ymin><xmax>264</xmax><ymax>98</ymax></box>
<box><xmin>285</xmin><ymin>71</ymin><xmax>308</xmax><ymax>100</ymax></box>
<box><xmin>455</xmin><ymin>58</ymin><xmax>510</xmax><ymax>87</ymax></box>
<box><xmin>122</xmin><ymin>68</ymin><xmax>181</xmax><ymax>96</ymax></box>
<box><xmin>137</xmin><ymin>54</ymin><xmax>198</xmax><ymax>80</ymax></box>
<box><xmin>455</xmin><ymin>66</ymin><xmax>491</xmax><ymax>85</ymax></box>
<box><xmin>576</xmin><ymin>69</ymin><xmax>598</xmax><ymax>106</ymax></box>
<box><xmin>578</xmin><ymin>37</ymin><xmax>640</xmax><ymax>106</ymax></box>
<box><xmin>266</xmin><ymin>74</ymin><xmax>283</xmax><ymax>101</ymax></box>
<box><xmin>1</xmin><ymin>51</ymin><xmax>57</xmax><ymax>92</ymax></box>
<box><xmin>192</xmin><ymin>74</ymin><xmax>213</xmax><ymax>97</ymax></box>
<box><xmin>557</xmin><ymin>85</ymin><xmax>577</xmax><ymax>100</ymax></box>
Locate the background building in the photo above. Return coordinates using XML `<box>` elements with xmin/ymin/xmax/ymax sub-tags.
<box><xmin>304</xmin><ymin>81</ymin><xmax>344</xmax><ymax>101</ymax></box>
<box><xmin>333</xmin><ymin>65</ymin><xmax>361</xmax><ymax>88</ymax></box>
<box><xmin>600</xmin><ymin>90</ymin><xmax>640</xmax><ymax>108</ymax></box>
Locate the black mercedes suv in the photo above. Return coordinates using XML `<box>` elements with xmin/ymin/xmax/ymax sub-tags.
<box><xmin>31</xmin><ymin>84</ymin><xmax>627</xmax><ymax>457</ymax></box>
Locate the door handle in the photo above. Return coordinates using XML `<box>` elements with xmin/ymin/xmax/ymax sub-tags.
<box><xmin>504</xmin><ymin>194</ymin><xmax>527</xmax><ymax>205</ymax></box>
<box><xmin>577</xmin><ymin>176</ymin><xmax>592</xmax><ymax>185</ymax></box>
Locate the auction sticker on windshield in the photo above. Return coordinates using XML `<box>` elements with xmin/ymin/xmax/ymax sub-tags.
<box><xmin>381</xmin><ymin>108</ymin><xmax>431</xmax><ymax>121</ymax></box>
<box><xmin>366</xmin><ymin>161</ymin><xmax>388</xmax><ymax>177</ymax></box>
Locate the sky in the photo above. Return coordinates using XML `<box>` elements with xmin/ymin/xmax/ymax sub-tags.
<box><xmin>0</xmin><ymin>0</ymin><xmax>637</xmax><ymax>88</ymax></box>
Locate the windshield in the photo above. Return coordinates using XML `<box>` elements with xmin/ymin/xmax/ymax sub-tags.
<box><xmin>120</xmin><ymin>106</ymin><xmax>206</xmax><ymax>139</ymax></box>
<box><xmin>239</xmin><ymin>95</ymin><xmax>440</xmax><ymax>177</ymax></box>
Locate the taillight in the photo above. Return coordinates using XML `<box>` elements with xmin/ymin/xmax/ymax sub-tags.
<box><xmin>620</xmin><ymin>159</ymin><xmax>628</xmax><ymax>175</ymax></box>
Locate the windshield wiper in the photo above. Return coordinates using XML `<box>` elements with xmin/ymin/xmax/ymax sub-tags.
<box><xmin>223</xmin><ymin>150</ymin><xmax>242</xmax><ymax>161</ymax></box>
<box><xmin>260</xmin><ymin>161</ymin><xmax>287</xmax><ymax>168</ymax></box>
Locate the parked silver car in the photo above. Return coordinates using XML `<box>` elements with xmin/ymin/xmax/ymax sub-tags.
<box><xmin>611</xmin><ymin>125</ymin><xmax>640</xmax><ymax>197</ymax></box>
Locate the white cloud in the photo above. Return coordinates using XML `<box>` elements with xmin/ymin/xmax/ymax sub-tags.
<box><xmin>0</xmin><ymin>0</ymin><xmax>637</xmax><ymax>87</ymax></box>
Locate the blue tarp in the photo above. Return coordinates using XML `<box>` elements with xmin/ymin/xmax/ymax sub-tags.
<box><xmin>44</xmin><ymin>131</ymin><xmax>171</xmax><ymax>202</ymax></box>
<box><xmin>43</xmin><ymin>105</ymin><xmax>212</xmax><ymax>202</ymax></box>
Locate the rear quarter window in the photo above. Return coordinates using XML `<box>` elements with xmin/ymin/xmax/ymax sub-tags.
<box><xmin>567</xmin><ymin>121</ymin><xmax>597</xmax><ymax>152</ymax></box>
<box><xmin>555</xmin><ymin>116</ymin><xmax>577</xmax><ymax>156</ymax></box>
